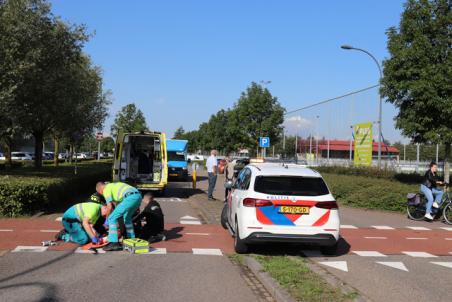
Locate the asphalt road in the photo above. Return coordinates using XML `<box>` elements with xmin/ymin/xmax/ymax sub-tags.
<box><xmin>0</xmin><ymin>252</ymin><xmax>258</xmax><ymax>302</ymax></box>
<box><xmin>197</xmin><ymin>170</ymin><xmax>452</xmax><ymax>302</ymax></box>
<box><xmin>0</xmin><ymin>181</ymin><xmax>269</xmax><ymax>302</ymax></box>
<box><xmin>1</xmin><ymin>170</ymin><xmax>452</xmax><ymax>302</ymax></box>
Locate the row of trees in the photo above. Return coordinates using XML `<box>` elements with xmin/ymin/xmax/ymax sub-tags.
<box><xmin>173</xmin><ymin>82</ymin><xmax>285</xmax><ymax>154</ymax></box>
<box><xmin>0</xmin><ymin>0</ymin><xmax>109</xmax><ymax>167</ymax></box>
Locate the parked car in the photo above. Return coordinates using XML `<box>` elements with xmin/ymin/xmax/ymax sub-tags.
<box><xmin>187</xmin><ymin>154</ymin><xmax>203</xmax><ymax>162</ymax></box>
<box><xmin>221</xmin><ymin>162</ymin><xmax>340</xmax><ymax>254</ymax></box>
<box><xmin>72</xmin><ymin>153</ymin><xmax>88</xmax><ymax>159</ymax></box>
<box><xmin>11</xmin><ymin>152</ymin><xmax>33</xmax><ymax>161</ymax></box>
<box><xmin>43</xmin><ymin>152</ymin><xmax>54</xmax><ymax>160</ymax></box>
<box><xmin>233</xmin><ymin>158</ymin><xmax>250</xmax><ymax>177</ymax></box>
<box><xmin>0</xmin><ymin>152</ymin><xmax>4</xmax><ymax>160</ymax></box>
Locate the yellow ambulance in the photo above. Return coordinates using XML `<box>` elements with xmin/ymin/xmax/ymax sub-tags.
<box><xmin>112</xmin><ymin>131</ymin><xmax>168</xmax><ymax>194</ymax></box>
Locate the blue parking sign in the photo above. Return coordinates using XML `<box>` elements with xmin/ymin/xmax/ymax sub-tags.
<box><xmin>259</xmin><ymin>137</ymin><xmax>270</xmax><ymax>148</ymax></box>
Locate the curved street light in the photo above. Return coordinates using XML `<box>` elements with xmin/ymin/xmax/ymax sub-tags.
<box><xmin>341</xmin><ymin>44</ymin><xmax>383</xmax><ymax>168</ymax></box>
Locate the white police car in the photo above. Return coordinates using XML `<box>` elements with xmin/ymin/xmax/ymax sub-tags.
<box><xmin>221</xmin><ymin>163</ymin><xmax>340</xmax><ymax>254</ymax></box>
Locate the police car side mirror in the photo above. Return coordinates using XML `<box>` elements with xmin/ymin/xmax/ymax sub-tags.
<box><xmin>224</xmin><ymin>180</ymin><xmax>233</xmax><ymax>189</ymax></box>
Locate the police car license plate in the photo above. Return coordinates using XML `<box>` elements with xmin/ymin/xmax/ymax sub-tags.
<box><xmin>279</xmin><ymin>206</ymin><xmax>310</xmax><ymax>215</ymax></box>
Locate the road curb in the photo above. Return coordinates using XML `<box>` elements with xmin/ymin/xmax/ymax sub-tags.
<box><xmin>244</xmin><ymin>256</ymin><xmax>297</xmax><ymax>302</ymax></box>
<box><xmin>290</xmin><ymin>255</ymin><xmax>372</xmax><ymax>302</ymax></box>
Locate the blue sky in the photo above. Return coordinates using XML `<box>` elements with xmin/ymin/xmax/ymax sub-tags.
<box><xmin>51</xmin><ymin>0</ymin><xmax>408</xmax><ymax>143</ymax></box>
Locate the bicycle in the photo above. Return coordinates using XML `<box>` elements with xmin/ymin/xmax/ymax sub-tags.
<box><xmin>406</xmin><ymin>183</ymin><xmax>452</xmax><ymax>224</ymax></box>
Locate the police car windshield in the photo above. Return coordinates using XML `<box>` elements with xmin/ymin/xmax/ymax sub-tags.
<box><xmin>254</xmin><ymin>176</ymin><xmax>329</xmax><ymax>196</ymax></box>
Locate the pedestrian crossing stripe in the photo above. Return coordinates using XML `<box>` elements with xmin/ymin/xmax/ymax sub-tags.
<box><xmin>402</xmin><ymin>251</ymin><xmax>437</xmax><ymax>258</ymax></box>
<box><xmin>12</xmin><ymin>246</ymin><xmax>48</xmax><ymax>252</ymax></box>
<box><xmin>353</xmin><ymin>251</ymin><xmax>387</xmax><ymax>257</ymax></box>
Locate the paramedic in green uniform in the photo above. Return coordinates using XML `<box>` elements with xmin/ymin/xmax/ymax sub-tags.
<box><xmin>58</xmin><ymin>202</ymin><xmax>107</xmax><ymax>244</ymax></box>
<box><xmin>96</xmin><ymin>181</ymin><xmax>142</xmax><ymax>251</ymax></box>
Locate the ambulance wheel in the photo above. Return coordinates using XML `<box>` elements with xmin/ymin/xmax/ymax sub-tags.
<box><xmin>234</xmin><ymin>220</ymin><xmax>248</xmax><ymax>254</ymax></box>
<box><xmin>221</xmin><ymin>204</ymin><xmax>228</xmax><ymax>229</ymax></box>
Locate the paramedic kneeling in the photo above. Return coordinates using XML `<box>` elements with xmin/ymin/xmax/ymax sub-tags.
<box><xmin>96</xmin><ymin>181</ymin><xmax>142</xmax><ymax>251</ymax></box>
<box><xmin>59</xmin><ymin>202</ymin><xmax>107</xmax><ymax>244</ymax></box>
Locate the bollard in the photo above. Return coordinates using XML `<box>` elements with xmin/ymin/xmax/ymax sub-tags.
<box><xmin>192</xmin><ymin>169</ymin><xmax>197</xmax><ymax>189</ymax></box>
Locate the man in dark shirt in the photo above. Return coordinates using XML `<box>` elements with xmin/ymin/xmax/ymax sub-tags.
<box><xmin>420</xmin><ymin>162</ymin><xmax>444</xmax><ymax>221</ymax></box>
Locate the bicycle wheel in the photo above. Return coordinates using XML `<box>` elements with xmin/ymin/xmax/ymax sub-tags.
<box><xmin>407</xmin><ymin>204</ymin><xmax>426</xmax><ymax>220</ymax></box>
<box><xmin>443</xmin><ymin>202</ymin><xmax>452</xmax><ymax>225</ymax></box>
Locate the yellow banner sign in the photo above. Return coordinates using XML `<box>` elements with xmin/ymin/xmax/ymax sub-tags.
<box><xmin>354</xmin><ymin>123</ymin><xmax>373</xmax><ymax>166</ymax></box>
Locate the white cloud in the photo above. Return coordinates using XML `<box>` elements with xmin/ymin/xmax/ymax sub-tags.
<box><xmin>283</xmin><ymin>116</ymin><xmax>313</xmax><ymax>135</ymax></box>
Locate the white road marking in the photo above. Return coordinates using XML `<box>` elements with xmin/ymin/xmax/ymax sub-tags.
<box><xmin>192</xmin><ymin>248</ymin><xmax>223</xmax><ymax>256</ymax></box>
<box><xmin>340</xmin><ymin>225</ymin><xmax>357</xmax><ymax>229</ymax></box>
<box><xmin>402</xmin><ymin>251</ymin><xmax>437</xmax><ymax>258</ymax></box>
<box><xmin>318</xmin><ymin>261</ymin><xmax>348</xmax><ymax>272</ymax></box>
<box><xmin>180</xmin><ymin>215</ymin><xmax>199</xmax><ymax>220</ymax></box>
<box><xmin>155</xmin><ymin>197</ymin><xmax>185</xmax><ymax>203</ymax></box>
<box><xmin>55</xmin><ymin>217</ymin><xmax>62</xmax><ymax>222</ymax></box>
<box><xmin>0</xmin><ymin>229</ymin><xmax>13</xmax><ymax>232</ymax></box>
<box><xmin>184</xmin><ymin>233</ymin><xmax>210</xmax><ymax>236</ymax></box>
<box><xmin>430</xmin><ymin>262</ymin><xmax>452</xmax><ymax>269</ymax></box>
<box><xmin>440</xmin><ymin>227</ymin><xmax>452</xmax><ymax>231</ymax></box>
<box><xmin>74</xmin><ymin>247</ymin><xmax>106</xmax><ymax>254</ymax></box>
<box><xmin>364</xmin><ymin>237</ymin><xmax>387</xmax><ymax>239</ymax></box>
<box><xmin>445</xmin><ymin>238</ymin><xmax>452</xmax><ymax>241</ymax></box>
<box><xmin>142</xmin><ymin>248</ymin><xmax>167</xmax><ymax>255</ymax></box>
<box><xmin>371</xmin><ymin>226</ymin><xmax>394</xmax><ymax>230</ymax></box>
<box><xmin>39</xmin><ymin>230</ymin><xmax>60</xmax><ymax>233</ymax></box>
<box><xmin>406</xmin><ymin>226</ymin><xmax>431</xmax><ymax>231</ymax></box>
<box><xmin>353</xmin><ymin>251</ymin><xmax>387</xmax><ymax>257</ymax></box>
<box><xmin>376</xmin><ymin>262</ymin><xmax>409</xmax><ymax>272</ymax></box>
<box><xmin>180</xmin><ymin>220</ymin><xmax>202</xmax><ymax>225</ymax></box>
<box><xmin>12</xmin><ymin>246</ymin><xmax>48</xmax><ymax>253</ymax></box>
<box><xmin>406</xmin><ymin>237</ymin><xmax>428</xmax><ymax>240</ymax></box>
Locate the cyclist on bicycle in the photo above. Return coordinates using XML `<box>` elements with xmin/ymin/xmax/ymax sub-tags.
<box><xmin>421</xmin><ymin>161</ymin><xmax>444</xmax><ymax>221</ymax></box>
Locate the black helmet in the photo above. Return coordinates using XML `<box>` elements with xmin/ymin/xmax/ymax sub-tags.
<box><xmin>89</xmin><ymin>193</ymin><xmax>106</xmax><ymax>204</ymax></box>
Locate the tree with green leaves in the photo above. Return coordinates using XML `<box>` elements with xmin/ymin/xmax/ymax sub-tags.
<box><xmin>381</xmin><ymin>0</ymin><xmax>452</xmax><ymax>180</ymax></box>
<box><xmin>173</xmin><ymin>126</ymin><xmax>185</xmax><ymax>139</ymax></box>
<box><xmin>110</xmin><ymin>103</ymin><xmax>148</xmax><ymax>138</ymax></box>
<box><xmin>0</xmin><ymin>0</ymin><xmax>107</xmax><ymax>168</ymax></box>
<box><xmin>228</xmin><ymin>82</ymin><xmax>285</xmax><ymax>151</ymax></box>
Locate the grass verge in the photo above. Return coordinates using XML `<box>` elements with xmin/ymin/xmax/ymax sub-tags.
<box><xmin>254</xmin><ymin>255</ymin><xmax>357</xmax><ymax>302</ymax></box>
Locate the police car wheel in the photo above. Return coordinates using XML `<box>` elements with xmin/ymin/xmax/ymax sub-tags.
<box><xmin>220</xmin><ymin>204</ymin><xmax>228</xmax><ymax>230</ymax></box>
<box><xmin>320</xmin><ymin>242</ymin><xmax>338</xmax><ymax>256</ymax></box>
<box><xmin>234</xmin><ymin>220</ymin><xmax>248</xmax><ymax>254</ymax></box>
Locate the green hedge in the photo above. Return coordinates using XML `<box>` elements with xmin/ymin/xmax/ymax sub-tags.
<box><xmin>315</xmin><ymin>166</ymin><xmax>423</xmax><ymax>184</ymax></box>
<box><xmin>0</xmin><ymin>162</ymin><xmax>111</xmax><ymax>217</ymax></box>
<box><xmin>322</xmin><ymin>173</ymin><xmax>419</xmax><ymax>212</ymax></box>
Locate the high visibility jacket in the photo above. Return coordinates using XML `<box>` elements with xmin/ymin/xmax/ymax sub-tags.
<box><xmin>74</xmin><ymin>202</ymin><xmax>101</xmax><ymax>224</ymax></box>
<box><xmin>102</xmin><ymin>182</ymin><xmax>137</xmax><ymax>204</ymax></box>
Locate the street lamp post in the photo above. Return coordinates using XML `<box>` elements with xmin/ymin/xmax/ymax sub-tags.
<box><xmin>341</xmin><ymin>45</ymin><xmax>383</xmax><ymax>169</ymax></box>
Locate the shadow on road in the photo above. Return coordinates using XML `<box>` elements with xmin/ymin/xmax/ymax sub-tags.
<box><xmin>247</xmin><ymin>236</ymin><xmax>351</xmax><ymax>258</ymax></box>
<box><xmin>0</xmin><ymin>250</ymin><xmax>75</xmax><ymax>285</ymax></box>
<box><xmin>0</xmin><ymin>282</ymin><xmax>58</xmax><ymax>301</ymax></box>
<box><xmin>163</xmin><ymin>226</ymin><xmax>184</xmax><ymax>241</ymax></box>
